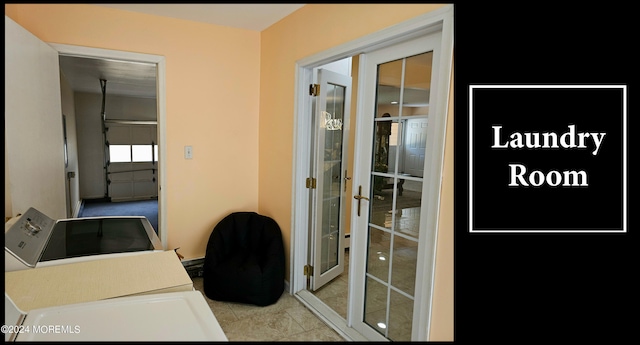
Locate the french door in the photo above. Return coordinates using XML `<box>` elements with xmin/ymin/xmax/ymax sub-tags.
<box><xmin>310</xmin><ymin>68</ymin><xmax>352</xmax><ymax>290</ymax></box>
<box><xmin>351</xmin><ymin>29</ymin><xmax>446</xmax><ymax>341</ymax></box>
<box><xmin>291</xmin><ymin>6</ymin><xmax>453</xmax><ymax>341</ymax></box>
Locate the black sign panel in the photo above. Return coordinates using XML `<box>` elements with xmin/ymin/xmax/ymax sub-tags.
<box><xmin>469</xmin><ymin>85</ymin><xmax>626</xmax><ymax>232</ymax></box>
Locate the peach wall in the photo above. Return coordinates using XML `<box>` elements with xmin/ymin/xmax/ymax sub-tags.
<box><xmin>259</xmin><ymin>4</ymin><xmax>452</xmax><ymax>341</ymax></box>
<box><xmin>5</xmin><ymin>4</ymin><xmax>261</xmax><ymax>260</ymax></box>
<box><xmin>431</xmin><ymin>67</ymin><xmax>454</xmax><ymax>341</ymax></box>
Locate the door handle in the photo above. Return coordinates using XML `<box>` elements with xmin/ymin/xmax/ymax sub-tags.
<box><xmin>344</xmin><ymin>170</ymin><xmax>351</xmax><ymax>192</ymax></box>
<box><xmin>353</xmin><ymin>185</ymin><xmax>369</xmax><ymax>216</ymax></box>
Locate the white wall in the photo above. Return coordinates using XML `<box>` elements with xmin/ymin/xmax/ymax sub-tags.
<box><xmin>60</xmin><ymin>72</ymin><xmax>80</xmax><ymax>216</ymax></box>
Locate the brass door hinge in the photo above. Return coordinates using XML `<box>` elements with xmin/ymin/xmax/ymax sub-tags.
<box><xmin>304</xmin><ymin>264</ymin><xmax>314</xmax><ymax>276</ymax></box>
<box><xmin>306</xmin><ymin>177</ymin><xmax>316</xmax><ymax>189</ymax></box>
<box><xmin>309</xmin><ymin>84</ymin><xmax>319</xmax><ymax>96</ymax></box>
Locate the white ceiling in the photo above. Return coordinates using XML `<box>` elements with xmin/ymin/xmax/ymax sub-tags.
<box><xmin>59</xmin><ymin>4</ymin><xmax>305</xmax><ymax>98</ymax></box>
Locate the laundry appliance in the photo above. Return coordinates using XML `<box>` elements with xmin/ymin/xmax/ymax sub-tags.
<box><xmin>4</xmin><ymin>290</ymin><xmax>228</xmax><ymax>341</ymax></box>
<box><xmin>5</xmin><ymin>206</ymin><xmax>163</xmax><ymax>272</ymax></box>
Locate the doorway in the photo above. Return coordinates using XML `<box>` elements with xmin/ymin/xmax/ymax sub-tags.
<box><xmin>306</xmin><ymin>59</ymin><xmax>353</xmax><ymax>321</ymax></box>
<box><xmin>290</xmin><ymin>7</ymin><xmax>453</xmax><ymax>341</ymax></box>
<box><xmin>4</xmin><ymin>16</ymin><xmax>167</xmax><ymax>248</ymax></box>
<box><xmin>52</xmin><ymin>43</ymin><xmax>168</xmax><ymax>248</ymax></box>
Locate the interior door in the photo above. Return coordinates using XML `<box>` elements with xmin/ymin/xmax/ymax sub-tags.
<box><xmin>351</xmin><ymin>30</ymin><xmax>443</xmax><ymax>341</ymax></box>
<box><xmin>5</xmin><ymin>16</ymin><xmax>67</xmax><ymax>219</ymax></box>
<box><xmin>404</xmin><ymin>118</ymin><xmax>428</xmax><ymax>177</ymax></box>
<box><xmin>310</xmin><ymin>68</ymin><xmax>352</xmax><ymax>290</ymax></box>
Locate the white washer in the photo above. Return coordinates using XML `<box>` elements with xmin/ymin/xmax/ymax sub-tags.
<box><xmin>5</xmin><ymin>291</ymin><xmax>228</xmax><ymax>341</ymax></box>
<box><xmin>5</xmin><ymin>207</ymin><xmax>163</xmax><ymax>272</ymax></box>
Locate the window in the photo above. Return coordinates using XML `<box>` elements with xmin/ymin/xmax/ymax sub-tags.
<box><xmin>109</xmin><ymin>144</ymin><xmax>157</xmax><ymax>163</ymax></box>
<box><xmin>110</xmin><ymin>145</ymin><xmax>132</xmax><ymax>163</ymax></box>
<box><xmin>132</xmin><ymin>145</ymin><xmax>151</xmax><ymax>162</ymax></box>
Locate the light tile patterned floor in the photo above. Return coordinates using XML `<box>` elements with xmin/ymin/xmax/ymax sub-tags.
<box><xmin>192</xmin><ymin>277</ymin><xmax>345</xmax><ymax>341</ymax></box>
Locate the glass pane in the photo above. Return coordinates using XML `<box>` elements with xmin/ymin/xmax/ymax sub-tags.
<box><xmin>364</xmin><ymin>276</ymin><xmax>388</xmax><ymax>337</ymax></box>
<box><xmin>154</xmin><ymin>145</ymin><xmax>158</xmax><ymax>162</ymax></box>
<box><xmin>402</xmin><ymin>52</ymin><xmax>432</xmax><ymax>117</ymax></box>
<box><xmin>369</xmin><ymin>179</ymin><xmax>392</xmax><ymax>229</ymax></box>
<box><xmin>132</xmin><ymin>145</ymin><xmax>152</xmax><ymax>162</ymax></box>
<box><xmin>323</xmin><ymin>162</ymin><xmax>341</xmax><ymax>198</ymax></box>
<box><xmin>321</xmin><ymin>196</ymin><xmax>340</xmax><ymax>274</ymax></box>
<box><xmin>387</xmin><ymin>289</ymin><xmax>414</xmax><ymax>341</ymax></box>
<box><xmin>391</xmin><ymin>235</ymin><xmax>418</xmax><ymax>295</ymax></box>
<box><xmin>319</xmin><ymin>81</ymin><xmax>346</xmax><ymax>275</ymax></box>
<box><xmin>376</xmin><ymin>59</ymin><xmax>403</xmax><ymax>118</ymax></box>
<box><xmin>396</xmin><ymin>178</ymin><xmax>422</xmax><ymax>238</ymax></box>
<box><xmin>388</xmin><ymin>122</ymin><xmax>401</xmax><ymax>174</ymax></box>
<box><xmin>325</xmin><ymin>83</ymin><xmax>345</xmax><ymax>130</ymax></box>
<box><xmin>366</xmin><ymin>227</ymin><xmax>390</xmax><ymax>282</ymax></box>
<box><xmin>109</xmin><ymin>145</ymin><xmax>131</xmax><ymax>163</ymax></box>
<box><xmin>372</xmin><ymin>118</ymin><xmax>396</xmax><ymax>175</ymax></box>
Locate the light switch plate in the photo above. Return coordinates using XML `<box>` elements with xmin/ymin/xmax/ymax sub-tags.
<box><xmin>184</xmin><ymin>145</ymin><xmax>193</xmax><ymax>159</ymax></box>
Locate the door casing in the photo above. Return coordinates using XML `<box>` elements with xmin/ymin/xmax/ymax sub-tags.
<box><xmin>290</xmin><ymin>5</ymin><xmax>453</xmax><ymax>341</ymax></box>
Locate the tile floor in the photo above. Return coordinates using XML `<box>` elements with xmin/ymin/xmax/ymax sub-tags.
<box><xmin>192</xmin><ymin>277</ymin><xmax>345</xmax><ymax>341</ymax></box>
<box><xmin>312</xmin><ymin>249</ymin><xmax>349</xmax><ymax>320</ymax></box>
<box><xmin>191</xmin><ymin>180</ymin><xmax>421</xmax><ymax>341</ymax></box>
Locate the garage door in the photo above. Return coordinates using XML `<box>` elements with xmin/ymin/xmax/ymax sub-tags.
<box><xmin>106</xmin><ymin>123</ymin><xmax>157</xmax><ymax>201</ymax></box>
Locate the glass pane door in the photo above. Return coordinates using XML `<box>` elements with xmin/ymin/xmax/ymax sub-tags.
<box><xmin>312</xmin><ymin>68</ymin><xmax>352</xmax><ymax>290</ymax></box>
<box><xmin>363</xmin><ymin>51</ymin><xmax>432</xmax><ymax>341</ymax></box>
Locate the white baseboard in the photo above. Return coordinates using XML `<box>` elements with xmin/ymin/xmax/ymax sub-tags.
<box><xmin>284</xmin><ymin>279</ymin><xmax>290</xmax><ymax>294</ymax></box>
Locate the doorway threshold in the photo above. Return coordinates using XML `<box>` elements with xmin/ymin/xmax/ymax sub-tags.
<box><xmin>294</xmin><ymin>290</ymin><xmax>372</xmax><ymax>342</ymax></box>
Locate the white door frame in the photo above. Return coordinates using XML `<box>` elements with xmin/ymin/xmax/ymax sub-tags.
<box><xmin>49</xmin><ymin>43</ymin><xmax>168</xmax><ymax>250</ymax></box>
<box><xmin>290</xmin><ymin>5</ymin><xmax>453</xmax><ymax>341</ymax></box>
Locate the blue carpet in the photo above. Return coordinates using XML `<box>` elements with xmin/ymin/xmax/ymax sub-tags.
<box><xmin>79</xmin><ymin>199</ymin><xmax>158</xmax><ymax>233</ymax></box>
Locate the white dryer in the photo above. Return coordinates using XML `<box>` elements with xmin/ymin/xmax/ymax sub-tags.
<box><xmin>4</xmin><ymin>291</ymin><xmax>228</xmax><ymax>341</ymax></box>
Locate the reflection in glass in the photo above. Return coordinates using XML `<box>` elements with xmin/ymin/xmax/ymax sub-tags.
<box><xmin>320</xmin><ymin>81</ymin><xmax>346</xmax><ymax>275</ymax></box>
<box><xmin>402</xmin><ymin>52</ymin><xmax>432</xmax><ymax>115</ymax></box>
<box><xmin>376</xmin><ymin>59</ymin><xmax>403</xmax><ymax>118</ymax></box>
<box><xmin>395</xmin><ymin>178</ymin><xmax>422</xmax><ymax>238</ymax></box>
<box><xmin>369</xmin><ymin>186</ymin><xmax>388</xmax><ymax>229</ymax></box>
<box><xmin>391</xmin><ymin>235</ymin><xmax>418</xmax><ymax>296</ymax></box>
<box><xmin>364</xmin><ymin>277</ymin><xmax>388</xmax><ymax>336</ymax></box>
<box><xmin>366</xmin><ymin>227</ymin><xmax>390</xmax><ymax>282</ymax></box>
<box><xmin>375</xmin><ymin>52</ymin><xmax>432</xmax><ymax>118</ymax></box>
<box><xmin>388</xmin><ymin>289</ymin><xmax>414</xmax><ymax>341</ymax></box>
<box><xmin>373</xmin><ymin>116</ymin><xmax>392</xmax><ymax>174</ymax></box>
<box><xmin>321</xmin><ymin>197</ymin><xmax>339</xmax><ymax>273</ymax></box>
